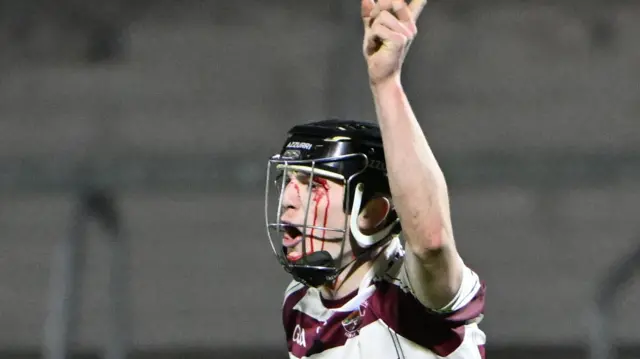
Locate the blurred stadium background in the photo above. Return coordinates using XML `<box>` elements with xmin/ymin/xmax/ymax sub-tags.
<box><xmin>1</xmin><ymin>0</ymin><xmax>639</xmax><ymax>358</ymax></box>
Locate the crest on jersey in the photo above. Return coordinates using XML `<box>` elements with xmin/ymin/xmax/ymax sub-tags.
<box><xmin>342</xmin><ymin>305</ymin><xmax>366</xmax><ymax>338</ymax></box>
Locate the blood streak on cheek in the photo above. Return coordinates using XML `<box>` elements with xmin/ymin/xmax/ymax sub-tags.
<box><xmin>321</xmin><ymin>188</ymin><xmax>330</xmax><ymax>251</ymax></box>
<box><xmin>293</xmin><ymin>182</ymin><xmax>310</xmax><ymax>253</ymax></box>
<box><xmin>300</xmin><ymin>177</ymin><xmax>331</xmax><ymax>255</ymax></box>
<box><xmin>312</xmin><ymin>179</ymin><xmax>330</xmax><ymax>252</ymax></box>
<box><xmin>309</xmin><ymin>183</ymin><xmax>324</xmax><ymax>253</ymax></box>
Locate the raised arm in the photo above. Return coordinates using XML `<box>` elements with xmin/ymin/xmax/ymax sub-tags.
<box><xmin>362</xmin><ymin>0</ymin><xmax>465</xmax><ymax>309</ymax></box>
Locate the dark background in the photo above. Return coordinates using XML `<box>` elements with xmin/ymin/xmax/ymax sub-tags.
<box><xmin>0</xmin><ymin>0</ymin><xmax>639</xmax><ymax>358</ymax></box>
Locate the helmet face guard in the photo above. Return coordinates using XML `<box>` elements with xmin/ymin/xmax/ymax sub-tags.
<box><xmin>264</xmin><ymin>120</ymin><xmax>401</xmax><ymax>288</ymax></box>
<box><xmin>265</xmin><ymin>153</ymin><xmax>369</xmax><ymax>287</ymax></box>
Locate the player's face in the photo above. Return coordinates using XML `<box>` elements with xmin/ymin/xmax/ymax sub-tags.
<box><xmin>279</xmin><ymin>171</ymin><xmax>351</xmax><ymax>264</ymax></box>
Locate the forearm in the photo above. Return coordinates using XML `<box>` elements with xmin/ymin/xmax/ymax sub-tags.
<box><xmin>362</xmin><ymin>0</ymin><xmax>463</xmax><ymax>309</ymax></box>
<box><xmin>369</xmin><ymin>76</ymin><xmax>453</xmax><ymax>257</ymax></box>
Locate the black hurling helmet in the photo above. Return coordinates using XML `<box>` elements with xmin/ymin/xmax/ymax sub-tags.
<box><xmin>265</xmin><ymin>119</ymin><xmax>401</xmax><ymax>287</ymax></box>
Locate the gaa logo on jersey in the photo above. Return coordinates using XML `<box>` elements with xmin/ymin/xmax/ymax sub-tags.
<box><xmin>292</xmin><ymin>324</ymin><xmax>307</xmax><ymax>348</ymax></box>
<box><xmin>341</xmin><ymin>306</ymin><xmax>366</xmax><ymax>338</ymax></box>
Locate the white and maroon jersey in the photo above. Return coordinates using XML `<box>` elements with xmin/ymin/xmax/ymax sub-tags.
<box><xmin>282</xmin><ymin>240</ymin><xmax>486</xmax><ymax>359</ymax></box>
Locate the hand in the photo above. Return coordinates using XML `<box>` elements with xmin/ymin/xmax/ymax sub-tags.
<box><xmin>361</xmin><ymin>0</ymin><xmax>427</xmax><ymax>85</ymax></box>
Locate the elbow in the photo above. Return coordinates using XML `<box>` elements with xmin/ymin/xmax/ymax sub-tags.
<box><xmin>407</xmin><ymin>227</ymin><xmax>450</xmax><ymax>261</ymax></box>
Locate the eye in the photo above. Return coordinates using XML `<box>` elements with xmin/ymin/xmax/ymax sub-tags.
<box><xmin>273</xmin><ymin>171</ymin><xmax>292</xmax><ymax>191</ymax></box>
<box><xmin>310</xmin><ymin>177</ymin><xmax>329</xmax><ymax>191</ymax></box>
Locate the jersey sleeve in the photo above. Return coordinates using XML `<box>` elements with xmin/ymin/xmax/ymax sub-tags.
<box><xmin>370</xmin><ymin>261</ymin><xmax>486</xmax><ymax>356</ymax></box>
<box><xmin>397</xmin><ymin>261</ymin><xmax>485</xmax><ymax>325</ymax></box>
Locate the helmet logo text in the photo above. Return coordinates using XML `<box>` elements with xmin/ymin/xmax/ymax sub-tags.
<box><xmin>287</xmin><ymin>141</ymin><xmax>313</xmax><ymax>150</ymax></box>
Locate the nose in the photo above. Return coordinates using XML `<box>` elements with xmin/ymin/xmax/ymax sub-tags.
<box><xmin>280</xmin><ymin>179</ymin><xmax>300</xmax><ymax>213</ymax></box>
<box><xmin>281</xmin><ymin>201</ymin><xmax>296</xmax><ymax>213</ymax></box>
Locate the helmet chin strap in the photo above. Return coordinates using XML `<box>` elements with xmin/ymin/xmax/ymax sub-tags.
<box><xmin>349</xmin><ymin>183</ymin><xmax>399</xmax><ymax>248</ymax></box>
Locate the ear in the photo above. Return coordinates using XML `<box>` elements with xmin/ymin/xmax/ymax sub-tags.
<box><xmin>357</xmin><ymin>196</ymin><xmax>391</xmax><ymax>235</ymax></box>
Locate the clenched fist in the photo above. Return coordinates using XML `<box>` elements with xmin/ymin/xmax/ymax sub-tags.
<box><xmin>361</xmin><ymin>0</ymin><xmax>427</xmax><ymax>85</ymax></box>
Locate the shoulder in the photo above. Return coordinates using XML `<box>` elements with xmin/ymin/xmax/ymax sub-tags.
<box><xmin>283</xmin><ymin>279</ymin><xmax>306</xmax><ymax>306</ymax></box>
<box><xmin>367</xmin><ymin>259</ymin><xmax>486</xmax><ymax>357</ymax></box>
<box><xmin>282</xmin><ymin>280</ymin><xmax>308</xmax><ymax>325</ymax></box>
<box><xmin>282</xmin><ymin>280</ymin><xmax>306</xmax><ymax>341</ymax></box>
<box><xmin>375</xmin><ymin>257</ymin><xmax>485</xmax><ymax>323</ymax></box>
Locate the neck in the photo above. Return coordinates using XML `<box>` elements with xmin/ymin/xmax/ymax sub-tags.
<box><xmin>319</xmin><ymin>258</ymin><xmax>374</xmax><ymax>300</ymax></box>
<box><xmin>318</xmin><ymin>238</ymin><xmax>398</xmax><ymax>300</ymax></box>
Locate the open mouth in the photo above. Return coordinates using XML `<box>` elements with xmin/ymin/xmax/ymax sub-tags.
<box><xmin>282</xmin><ymin>225</ymin><xmax>303</xmax><ymax>248</ymax></box>
<box><xmin>282</xmin><ymin>225</ymin><xmax>304</xmax><ymax>261</ymax></box>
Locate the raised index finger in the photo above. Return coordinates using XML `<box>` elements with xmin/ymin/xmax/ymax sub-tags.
<box><xmin>361</xmin><ymin>0</ymin><xmax>376</xmax><ymax>28</ymax></box>
<box><xmin>408</xmin><ymin>0</ymin><xmax>428</xmax><ymax>21</ymax></box>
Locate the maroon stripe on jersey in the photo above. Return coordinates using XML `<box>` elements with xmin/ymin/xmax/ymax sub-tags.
<box><xmin>478</xmin><ymin>345</ymin><xmax>486</xmax><ymax>358</ymax></box>
<box><xmin>282</xmin><ymin>286</ymin><xmax>309</xmax><ymax>346</ymax></box>
<box><xmin>283</xmin><ymin>288</ymin><xmax>386</xmax><ymax>357</ymax></box>
<box><xmin>281</xmin><ymin>286</ymin><xmax>352</xmax><ymax>357</ymax></box>
<box><xmin>447</xmin><ymin>282</ymin><xmax>486</xmax><ymax>325</ymax></box>
<box><xmin>368</xmin><ymin>280</ymin><xmax>486</xmax><ymax>357</ymax></box>
<box><xmin>285</xmin><ymin>304</ymin><xmax>373</xmax><ymax>357</ymax></box>
<box><xmin>283</xmin><ymin>281</ymin><xmax>486</xmax><ymax>357</ymax></box>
